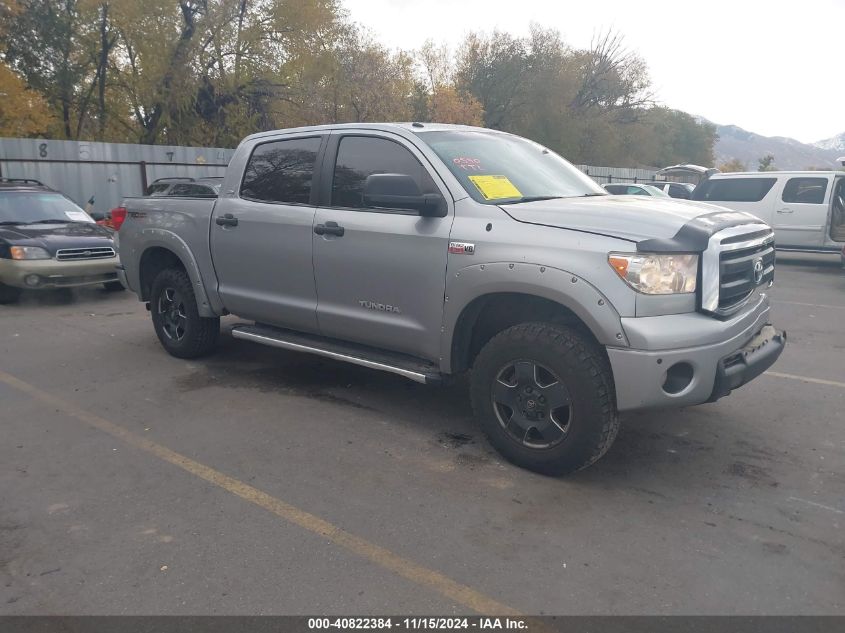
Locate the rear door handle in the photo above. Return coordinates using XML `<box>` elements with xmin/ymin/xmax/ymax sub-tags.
<box><xmin>314</xmin><ymin>221</ymin><xmax>345</xmax><ymax>237</ymax></box>
<box><xmin>776</xmin><ymin>208</ymin><xmax>793</xmax><ymax>214</ymax></box>
<box><xmin>216</xmin><ymin>213</ymin><xmax>239</xmax><ymax>227</ymax></box>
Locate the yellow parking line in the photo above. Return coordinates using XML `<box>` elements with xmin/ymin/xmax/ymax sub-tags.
<box><xmin>0</xmin><ymin>368</ymin><xmax>519</xmax><ymax>616</ymax></box>
<box><xmin>765</xmin><ymin>371</ymin><xmax>845</xmax><ymax>389</ymax></box>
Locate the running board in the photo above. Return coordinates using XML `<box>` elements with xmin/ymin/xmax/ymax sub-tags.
<box><xmin>230</xmin><ymin>323</ymin><xmax>442</xmax><ymax>385</ymax></box>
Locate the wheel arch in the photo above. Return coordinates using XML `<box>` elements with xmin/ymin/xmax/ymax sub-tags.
<box><xmin>443</xmin><ymin>263</ymin><xmax>628</xmax><ymax>374</ymax></box>
<box><xmin>138</xmin><ymin>240</ymin><xmax>216</xmax><ymax>317</ymax></box>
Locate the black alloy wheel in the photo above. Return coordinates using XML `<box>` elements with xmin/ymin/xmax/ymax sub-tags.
<box><xmin>157</xmin><ymin>286</ymin><xmax>188</xmax><ymax>341</ymax></box>
<box><xmin>149</xmin><ymin>267</ymin><xmax>219</xmax><ymax>358</ymax></box>
<box><xmin>492</xmin><ymin>360</ymin><xmax>571</xmax><ymax>449</ymax></box>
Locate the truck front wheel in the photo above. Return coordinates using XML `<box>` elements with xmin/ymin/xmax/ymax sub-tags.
<box><xmin>470</xmin><ymin>322</ymin><xmax>619</xmax><ymax>475</ymax></box>
<box><xmin>150</xmin><ymin>268</ymin><xmax>219</xmax><ymax>359</ymax></box>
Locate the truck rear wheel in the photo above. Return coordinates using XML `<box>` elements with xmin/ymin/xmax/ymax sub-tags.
<box><xmin>150</xmin><ymin>268</ymin><xmax>219</xmax><ymax>359</ymax></box>
<box><xmin>470</xmin><ymin>322</ymin><xmax>619</xmax><ymax>475</ymax></box>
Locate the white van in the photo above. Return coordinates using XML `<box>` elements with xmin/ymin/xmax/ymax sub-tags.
<box><xmin>692</xmin><ymin>171</ymin><xmax>845</xmax><ymax>251</ymax></box>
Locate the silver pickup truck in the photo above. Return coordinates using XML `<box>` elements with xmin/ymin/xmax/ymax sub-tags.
<box><xmin>115</xmin><ymin>123</ymin><xmax>786</xmax><ymax>475</ymax></box>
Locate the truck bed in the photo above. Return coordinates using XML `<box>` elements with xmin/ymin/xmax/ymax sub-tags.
<box><xmin>117</xmin><ymin>195</ymin><xmax>220</xmax><ymax>313</ymax></box>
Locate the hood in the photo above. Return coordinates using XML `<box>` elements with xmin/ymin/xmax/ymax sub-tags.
<box><xmin>0</xmin><ymin>222</ymin><xmax>114</xmax><ymax>256</ymax></box>
<box><xmin>500</xmin><ymin>195</ymin><xmax>762</xmax><ymax>246</ymax></box>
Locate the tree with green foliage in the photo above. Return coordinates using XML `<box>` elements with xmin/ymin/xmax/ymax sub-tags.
<box><xmin>758</xmin><ymin>154</ymin><xmax>776</xmax><ymax>171</ymax></box>
<box><xmin>2</xmin><ymin>0</ymin><xmax>95</xmax><ymax>138</ymax></box>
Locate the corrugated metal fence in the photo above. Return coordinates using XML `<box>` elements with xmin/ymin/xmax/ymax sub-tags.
<box><xmin>0</xmin><ymin>138</ymin><xmax>235</xmax><ymax>215</ymax></box>
<box><xmin>0</xmin><ymin>137</ymin><xmax>659</xmax><ymax>213</ymax></box>
<box><xmin>576</xmin><ymin>164</ymin><xmax>659</xmax><ymax>184</ymax></box>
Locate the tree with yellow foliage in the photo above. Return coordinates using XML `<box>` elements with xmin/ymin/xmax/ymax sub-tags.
<box><xmin>0</xmin><ymin>61</ymin><xmax>54</xmax><ymax>137</ymax></box>
<box><xmin>718</xmin><ymin>158</ymin><xmax>747</xmax><ymax>172</ymax></box>
<box><xmin>416</xmin><ymin>40</ymin><xmax>484</xmax><ymax>125</ymax></box>
<box><xmin>429</xmin><ymin>86</ymin><xmax>483</xmax><ymax>126</ymax></box>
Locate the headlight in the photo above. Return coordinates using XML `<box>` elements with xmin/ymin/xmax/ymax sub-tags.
<box><xmin>608</xmin><ymin>252</ymin><xmax>698</xmax><ymax>294</ymax></box>
<box><xmin>10</xmin><ymin>246</ymin><xmax>51</xmax><ymax>260</ymax></box>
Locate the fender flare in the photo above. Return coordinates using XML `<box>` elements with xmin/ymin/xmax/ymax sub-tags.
<box><xmin>137</xmin><ymin>229</ymin><xmax>217</xmax><ymax>318</ymax></box>
<box><xmin>440</xmin><ymin>262</ymin><xmax>629</xmax><ymax>373</ymax></box>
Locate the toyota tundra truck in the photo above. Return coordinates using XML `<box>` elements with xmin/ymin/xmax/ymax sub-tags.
<box><xmin>114</xmin><ymin>123</ymin><xmax>786</xmax><ymax>475</ymax></box>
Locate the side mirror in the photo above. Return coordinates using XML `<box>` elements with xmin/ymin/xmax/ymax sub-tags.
<box><xmin>363</xmin><ymin>173</ymin><xmax>447</xmax><ymax>217</ymax></box>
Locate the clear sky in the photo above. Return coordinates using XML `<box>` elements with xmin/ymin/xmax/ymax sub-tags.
<box><xmin>342</xmin><ymin>0</ymin><xmax>844</xmax><ymax>144</ymax></box>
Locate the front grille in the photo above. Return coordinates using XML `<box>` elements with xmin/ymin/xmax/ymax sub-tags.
<box><xmin>718</xmin><ymin>239</ymin><xmax>775</xmax><ymax>313</ymax></box>
<box><xmin>700</xmin><ymin>224</ymin><xmax>775</xmax><ymax>317</ymax></box>
<box><xmin>55</xmin><ymin>246</ymin><xmax>116</xmax><ymax>261</ymax></box>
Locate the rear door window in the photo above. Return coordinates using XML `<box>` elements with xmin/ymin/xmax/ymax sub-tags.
<box><xmin>692</xmin><ymin>178</ymin><xmax>777</xmax><ymax>202</ymax></box>
<box><xmin>781</xmin><ymin>177</ymin><xmax>828</xmax><ymax>204</ymax></box>
<box><xmin>240</xmin><ymin>136</ymin><xmax>323</xmax><ymax>204</ymax></box>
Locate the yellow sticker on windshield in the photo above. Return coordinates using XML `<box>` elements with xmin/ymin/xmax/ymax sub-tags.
<box><xmin>467</xmin><ymin>175</ymin><xmax>522</xmax><ymax>200</ymax></box>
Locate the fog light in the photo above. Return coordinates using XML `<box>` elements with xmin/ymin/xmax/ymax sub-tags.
<box><xmin>662</xmin><ymin>362</ymin><xmax>694</xmax><ymax>395</ymax></box>
<box><xmin>24</xmin><ymin>274</ymin><xmax>41</xmax><ymax>287</ymax></box>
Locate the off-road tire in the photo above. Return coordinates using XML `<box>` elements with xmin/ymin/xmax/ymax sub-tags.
<box><xmin>0</xmin><ymin>282</ymin><xmax>21</xmax><ymax>304</ymax></box>
<box><xmin>150</xmin><ymin>268</ymin><xmax>219</xmax><ymax>359</ymax></box>
<box><xmin>103</xmin><ymin>280</ymin><xmax>125</xmax><ymax>292</ymax></box>
<box><xmin>470</xmin><ymin>322</ymin><xmax>619</xmax><ymax>475</ymax></box>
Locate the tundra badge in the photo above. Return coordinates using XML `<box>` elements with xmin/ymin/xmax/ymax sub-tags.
<box><xmin>359</xmin><ymin>300</ymin><xmax>401</xmax><ymax>314</ymax></box>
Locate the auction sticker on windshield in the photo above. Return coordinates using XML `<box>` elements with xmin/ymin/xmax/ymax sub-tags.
<box><xmin>468</xmin><ymin>174</ymin><xmax>522</xmax><ymax>200</ymax></box>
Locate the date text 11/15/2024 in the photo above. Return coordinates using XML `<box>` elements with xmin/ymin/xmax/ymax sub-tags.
<box><xmin>307</xmin><ymin>617</ymin><xmax>529</xmax><ymax>630</ymax></box>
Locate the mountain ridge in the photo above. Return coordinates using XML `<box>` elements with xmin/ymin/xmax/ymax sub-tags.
<box><xmin>814</xmin><ymin>132</ymin><xmax>845</xmax><ymax>152</ymax></box>
<box><xmin>699</xmin><ymin>117</ymin><xmax>845</xmax><ymax>170</ymax></box>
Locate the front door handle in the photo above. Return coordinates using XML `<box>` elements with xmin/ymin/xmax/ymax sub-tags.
<box><xmin>314</xmin><ymin>221</ymin><xmax>345</xmax><ymax>237</ymax></box>
<box><xmin>776</xmin><ymin>208</ymin><xmax>793</xmax><ymax>214</ymax></box>
<box><xmin>215</xmin><ymin>213</ymin><xmax>239</xmax><ymax>227</ymax></box>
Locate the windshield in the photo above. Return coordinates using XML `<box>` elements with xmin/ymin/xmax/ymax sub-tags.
<box><xmin>0</xmin><ymin>192</ymin><xmax>93</xmax><ymax>225</ymax></box>
<box><xmin>416</xmin><ymin>130</ymin><xmax>605</xmax><ymax>204</ymax></box>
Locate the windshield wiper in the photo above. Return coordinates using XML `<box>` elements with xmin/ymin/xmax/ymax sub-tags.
<box><xmin>0</xmin><ymin>221</ymin><xmax>25</xmax><ymax>225</ymax></box>
<box><xmin>499</xmin><ymin>195</ymin><xmax>565</xmax><ymax>204</ymax></box>
<box><xmin>580</xmin><ymin>192</ymin><xmax>608</xmax><ymax>197</ymax></box>
<box><xmin>28</xmin><ymin>219</ymin><xmax>70</xmax><ymax>224</ymax></box>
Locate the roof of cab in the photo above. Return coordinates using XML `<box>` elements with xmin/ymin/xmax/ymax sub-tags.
<box><xmin>710</xmin><ymin>170</ymin><xmax>843</xmax><ymax>178</ymax></box>
<box><xmin>241</xmin><ymin>122</ymin><xmax>499</xmax><ymax>144</ymax></box>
